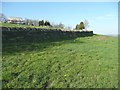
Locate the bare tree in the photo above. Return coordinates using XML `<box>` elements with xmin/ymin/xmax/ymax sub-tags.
<box><xmin>52</xmin><ymin>22</ymin><xmax>65</xmax><ymax>29</ymax></box>
<box><xmin>65</xmin><ymin>25</ymin><xmax>72</xmax><ymax>31</ymax></box>
<box><xmin>84</xmin><ymin>19</ymin><xmax>89</xmax><ymax>31</ymax></box>
<box><xmin>24</xmin><ymin>19</ymin><xmax>29</xmax><ymax>25</ymax></box>
<box><xmin>32</xmin><ymin>20</ymin><xmax>39</xmax><ymax>26</ymax></box>
<box><xmin>0</xmin><ymin>13</ymin><xmax>7</xmax><ymax>22</ymax></box>
<box><xmin>58</xmin><ymin>22</ymin><xmax>64</xmax><ymax>29</ymax></box>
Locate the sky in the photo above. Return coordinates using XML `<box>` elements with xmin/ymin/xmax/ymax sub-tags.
<box><xmin>2</xmin><ymin>2</ymin><xmax>118</xmax><ymax>35</ymax></box>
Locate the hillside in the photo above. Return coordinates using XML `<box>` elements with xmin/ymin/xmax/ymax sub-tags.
<box><xmin>2</xmin><ymin>34</ymin><xmax>118</xmax><ymax>88</ymax></box>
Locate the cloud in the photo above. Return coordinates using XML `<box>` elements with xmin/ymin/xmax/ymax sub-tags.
<box><xmin>95</xmin><ymin>14</ymin><xmax>114</xmax><ymax>20</ymax></box>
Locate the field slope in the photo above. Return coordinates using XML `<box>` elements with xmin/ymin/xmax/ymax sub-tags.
<box><xmin>2</xmin><ymin>35</ymin><xmax>118</xmax><ymax>88</ymax></box>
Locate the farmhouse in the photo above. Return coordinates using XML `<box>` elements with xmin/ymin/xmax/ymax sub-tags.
<box><xmin>7</xmin><ymin>17</ymin><xmax>25</xmax><ymax>24</ymax></box>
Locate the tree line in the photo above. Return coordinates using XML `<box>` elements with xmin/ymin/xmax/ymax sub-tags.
<box><xmin>0</xmin><ymin>13</ymin><xmax>89</xmax><ymax>30</ymax></box>
<box><xmin>0</xmin><ymin>13</ymin><xmax>67</xmax><ymax>29</ymax></box>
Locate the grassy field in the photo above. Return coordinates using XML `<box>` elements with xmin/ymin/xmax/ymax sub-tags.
<box><xmin>2</xmin><ymin>34</ymin><xmax>118</xmax><ymax>88</ymax></box>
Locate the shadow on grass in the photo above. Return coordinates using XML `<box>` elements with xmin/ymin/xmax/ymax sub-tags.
<box><xmin>2</xmin><ymin>34</ymin><xmax>89</xmax><ymax>55</ymax></box>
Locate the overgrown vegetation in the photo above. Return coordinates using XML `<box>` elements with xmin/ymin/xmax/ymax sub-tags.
<box><xmin>2</xmin><ymin>34</ymin><xmax>118</xmax><ymax>88</ymax></box>
<box><xmin>0</xmin><ymin>22</ymin><xmax>59</xmax><ymax>29</ymax></box>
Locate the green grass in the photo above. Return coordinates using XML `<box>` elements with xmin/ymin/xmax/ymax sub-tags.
<box><xmin>2</xmin><ymin>35</ymin><xmax>118</xmax><ymax>88</ymax></box>
<box><xmin>0</xmin><ymin>22</ymin><xmax>59</xmax><ymax>30</ymax></box>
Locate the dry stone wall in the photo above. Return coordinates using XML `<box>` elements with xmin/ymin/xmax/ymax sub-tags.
<box><xmin>2</xmin><ymin>27</ymin><xmax>93</xmax><ymax>43</ymax></box>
